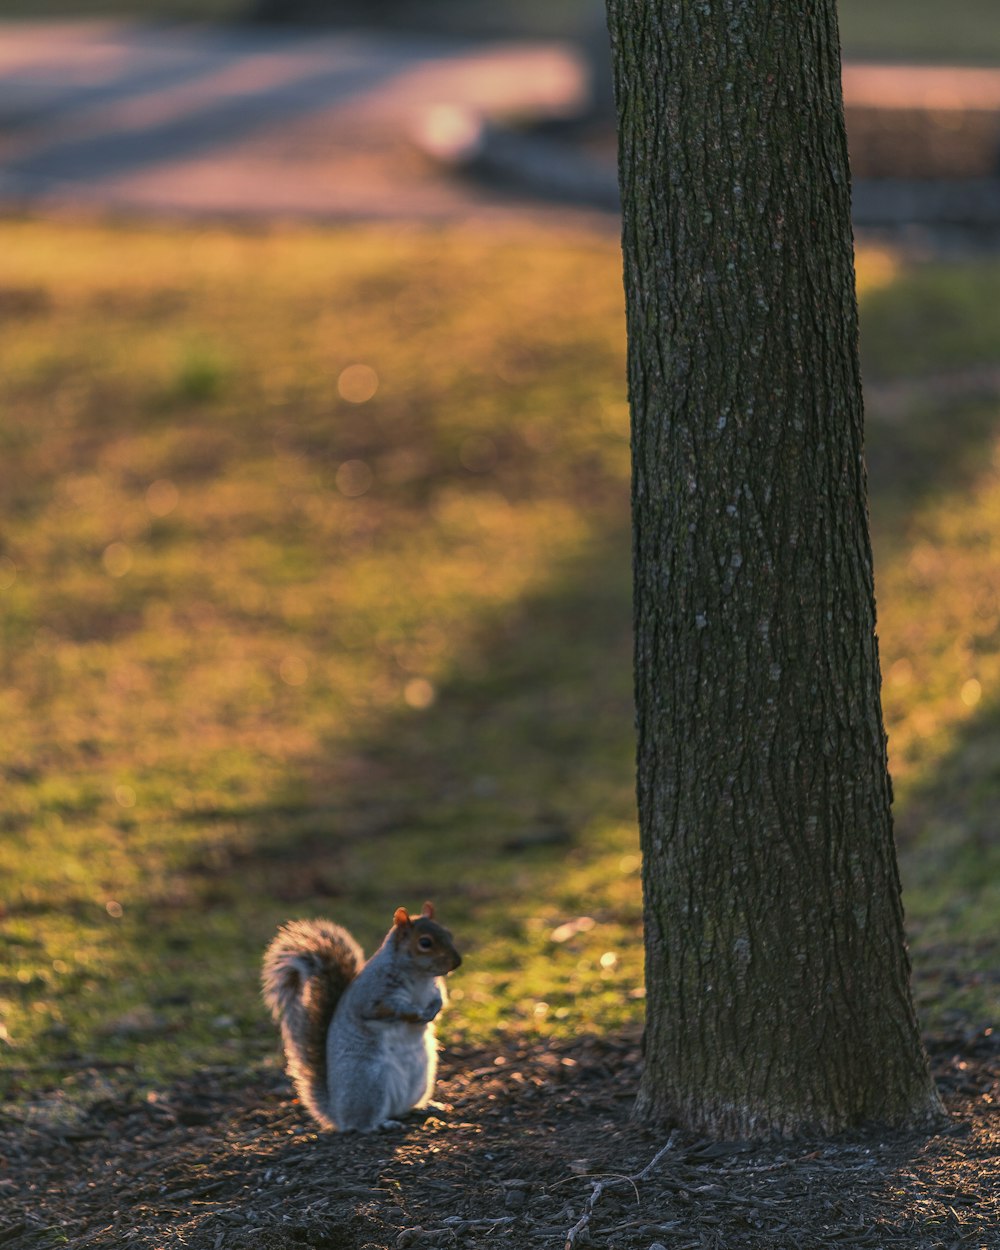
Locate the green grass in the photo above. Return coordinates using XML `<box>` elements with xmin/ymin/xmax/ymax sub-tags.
<box><xmin>860</xmin><ymin>253</ymin><xmax>1000</xmax><ymax>1034</ymax></box>
<box><xmin>838</xmin><ymin>0</ymin><xmax>1000</xmax><ymax>64</ymax></box>
<box><xmin>0</xmin><ymin>220</ymin><xmax>637</xmax><ymax>1102</ymax></box>
<box><xmin>0</xmin><ymin>223</ymin><xmax>997</xmax><ymax>1116</ymax></box>
<box><xmin>863</xmin><ymin>264</ymin><xmax>1000</xmax><ymax>380</ymax></box>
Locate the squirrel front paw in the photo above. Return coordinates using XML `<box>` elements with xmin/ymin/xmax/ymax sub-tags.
<box><xmin>420</xmin><ymin>997</ymin><xmax>443</xmax><ymax>1023</ymax></box>
<box><xmin>365</xmin><ymin>996</ymin><xmax>442</xmax><ymax>1024</ymax></box>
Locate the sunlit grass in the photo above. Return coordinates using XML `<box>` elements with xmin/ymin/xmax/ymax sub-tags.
<box><xmin>855</xmin><ymin>246</ymin><xmax>902</xmax><ymax>294</ymax></box>
<box><xmin>878</xmin><ymin>460</ymin><xmax>1000</xmax><ymax>780</ymax></box>
<box><xmin>0</xmin><ymin>219</ymin><xmax>635</xmax><ymax>1094</ymax></box>
<box><xmin>0</xmin><ymin>219</ymin><xmax>997</xmax><ymax>1110</ymax></box>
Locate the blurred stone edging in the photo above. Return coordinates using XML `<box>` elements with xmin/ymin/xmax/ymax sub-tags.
<box><xmin>410</xmin><ymin>63</ymin><xmax>1000</xmax><ymax>238</ymax></box>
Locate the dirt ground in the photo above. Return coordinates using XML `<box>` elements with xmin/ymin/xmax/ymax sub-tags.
<box><xmin>2</xmin><ymin>1023</ymin><xmax>997</xmax><ymax>1250</ymax></box>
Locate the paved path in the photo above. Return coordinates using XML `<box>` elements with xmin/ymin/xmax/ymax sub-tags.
<box><xmin>0</xmin><ymin>20</ymin><xmax>589</xmax><ymax>222</ymax></box>
<box><xmin>1</xmin><ymin>22</ymin><xmax>999</xmax><ymax>225</ymax></box>
<box><xmin>842</xmin><ymin>64</ymin><xmax>1000</xmax><ymax>111</ymax></box>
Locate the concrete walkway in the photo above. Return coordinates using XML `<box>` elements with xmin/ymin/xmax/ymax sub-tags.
<box><xmin>1</xmin><ymin>22</ymin><xmax>999</xmax><ymax>226</ymax></box>
<box><xmin>0</xmin><ymin>21</ymin><xmax>589</xmax><ymax>222</ymax></box>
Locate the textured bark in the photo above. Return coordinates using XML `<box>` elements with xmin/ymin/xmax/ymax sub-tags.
<box><xmin>605</xmin><ymin>0</ymin><xmax>944</xmax><ymax>1137</ymax></box>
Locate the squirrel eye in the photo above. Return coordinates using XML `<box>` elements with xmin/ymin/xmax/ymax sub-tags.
<box><xmin>417</xmin><ymin>936</ymin><xmax>433</xmax><ymax>950</ymax></box>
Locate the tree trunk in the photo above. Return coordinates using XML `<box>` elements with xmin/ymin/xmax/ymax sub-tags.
<box><xmin>606</xmin><ymin>0</ymin><xmax>944</xmax><ymax>1137</ymax></box>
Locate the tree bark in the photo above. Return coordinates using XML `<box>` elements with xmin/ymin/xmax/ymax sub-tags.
<box><xmin>606</xmin><ymin>0</ymin><xmax>944</xmax><ymax>1137</ymax></box>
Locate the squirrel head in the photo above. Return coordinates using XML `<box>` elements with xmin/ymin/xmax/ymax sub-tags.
<box><xmin>391</xmin><ymin>902</ymin><xmax>462</xmax><ymax>974</ymax></box>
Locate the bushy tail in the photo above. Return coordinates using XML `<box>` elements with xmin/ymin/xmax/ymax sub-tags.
<box><xmin>261</xmin><ymin>919</ymin><xmax>364</xmax><ymax>1128</ymax></box>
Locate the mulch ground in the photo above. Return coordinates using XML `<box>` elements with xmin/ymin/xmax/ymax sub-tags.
<box><xmin>1</xmin><ymin>1028</ymin><xmax>997</xmax><ymax>1250</ymax></box>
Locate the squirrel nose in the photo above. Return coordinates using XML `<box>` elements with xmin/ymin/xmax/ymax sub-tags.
<box><xmin>451</xmin><ymin>952</ymin><xmax>462</xmax><ymax>970</ymax></box>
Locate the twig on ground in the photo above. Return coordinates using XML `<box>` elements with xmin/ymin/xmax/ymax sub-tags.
<box><xmin>636</xmin><ymin>1135</ymin><xmax>681</xmax><ymax>1181</ymax></box>
<box><xmin>563</xmin><ymin>1131</ymin><xmax>678</xmax><ymax>1250</ymax></box>
<box><xmin>441</xmin><ymin>1216</ymin><xmax>517</xmax><ymax>1230</ymax></box>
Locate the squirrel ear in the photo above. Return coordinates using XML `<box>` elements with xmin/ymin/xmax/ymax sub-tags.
<box><xmin>421</xmin><ymin>901</ymin><xmax>435</xmax><ymax>919</ymax></box>
<box><xmin>393</xmin><ymin>907</ymin><xmax>411</xmax><ymax>928</ymax></box>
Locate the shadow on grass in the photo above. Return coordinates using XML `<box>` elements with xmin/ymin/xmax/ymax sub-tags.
<box><xmin>166</xmin><ymin>355</ymin><xmax>1000</xmax><ymax>1059</ymax></box>
<box><xmin>898</xmin><ymin>688</ymin><xmax>1000</xmax><ymax>1032</ymax></box>
<box><xmin>4</xmin><ymin>230</ymin><xmax>999</xmax><ymax>1102</ymax></box>
<box><xmin>865</xmin><ymin>391</ymin><xmax>1000</xmax><ymax>1032</ymax></box>
<box><xmin>866</xmin><ymin>396</ymin><xmax>1000</xmax><ymax>548</ymax></box>
<box><xmin>201</xmin><ymin>403</ymin><xmax>1000</xmax><ymax>1056</ymax></box>
<box><xmin>187</xmin><ymin>518</ymin><xmax>642</xmax><ymax>1045</ymax></box>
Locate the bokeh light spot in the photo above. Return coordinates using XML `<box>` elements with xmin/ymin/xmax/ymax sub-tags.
<box><xmin>550</xmin><ymin>916</ymin><xmax>596</xmax><ymax>943</ymax></box>
<box><xmin>960</xmin><ymin>678</ymin><xmax>982</xmax><ymax>708</ymax></box>
<box><xmin>102</xmin><ymin>542</ymin><xmax>133</xmax><ymax>578</ymax></box>
<box><xmin>337</xmin><ymin>363</ymin><xmax>379</xmax><ymax>404</ymax></box>
<box><xmin>146</xmin><ymin>479</ymin><xmax>179</xmax><ymax>517</ymax></box>
<box><xmin>413</xmin><ymin>104</ymin><xmax>484</xmax><ymax>163</ymax></box>
<box><xmin>335</xmin><ymin>459</ymin><xmax>373</xmax><ymax>497</ymax></box>
<box><xmin>403</xmin><ymin>677</ymin><xmax>436</xmax><ymax>709</ymax></box>
<box><xmin>115</xmin><ymin>785</ymin><xmax>136</xmax><ymax>808</ymax></box>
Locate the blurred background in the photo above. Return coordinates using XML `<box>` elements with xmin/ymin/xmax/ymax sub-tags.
<box><xmin>1</xmin><ymin>0</ymin><xmax>999</xmax><ymax>1118</ymax></box>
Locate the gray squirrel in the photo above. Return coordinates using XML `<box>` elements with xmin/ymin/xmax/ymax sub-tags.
<box><xmin>261</xmin><ymin>902</ymin><xmax>462</xmax><ymax>1131</ymax></box>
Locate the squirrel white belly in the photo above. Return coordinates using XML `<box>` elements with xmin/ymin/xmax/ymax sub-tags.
<box><xmin>262</xmin><ymin>903</ymin><xmax>461</xmax><ymax>1132</ymax></box>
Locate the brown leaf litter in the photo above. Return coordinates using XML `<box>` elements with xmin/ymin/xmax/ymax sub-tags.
<box><xmin>0</xmin><ymin>1029</ymin><xmax>997</xmax><ymax>1249</ymax></box>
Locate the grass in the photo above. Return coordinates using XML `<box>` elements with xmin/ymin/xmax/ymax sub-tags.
<box><xmin>838</xmin><ymin>0</ymin><xmax>1000</xmax><ymax>64</ymax></box>
<box><xmin>0</xmin><ymin>220</ymin><xmax>635</xmax><ymax>1100</ymax></box>
<box><xmin>0</xmin><ymin>220</ymin><xmax>997</xmax><ymax>1115</ymax></box>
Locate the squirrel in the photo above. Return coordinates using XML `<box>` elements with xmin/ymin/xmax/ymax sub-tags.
<box><xmin>261</xmin><ymin>902</ymin><xmax>462</xmax><ymax>1132</ymax></box>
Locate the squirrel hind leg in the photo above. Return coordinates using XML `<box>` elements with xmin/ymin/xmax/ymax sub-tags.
<box><xmin>333</xmin><ymin>1102</ymin><xmax>395</xmax><ymax>1134</ymax></box>
<box><xmin>329</xmin><ymin>1082</ymin><xmax>395</xmax><ymax>1134</ymax></box>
